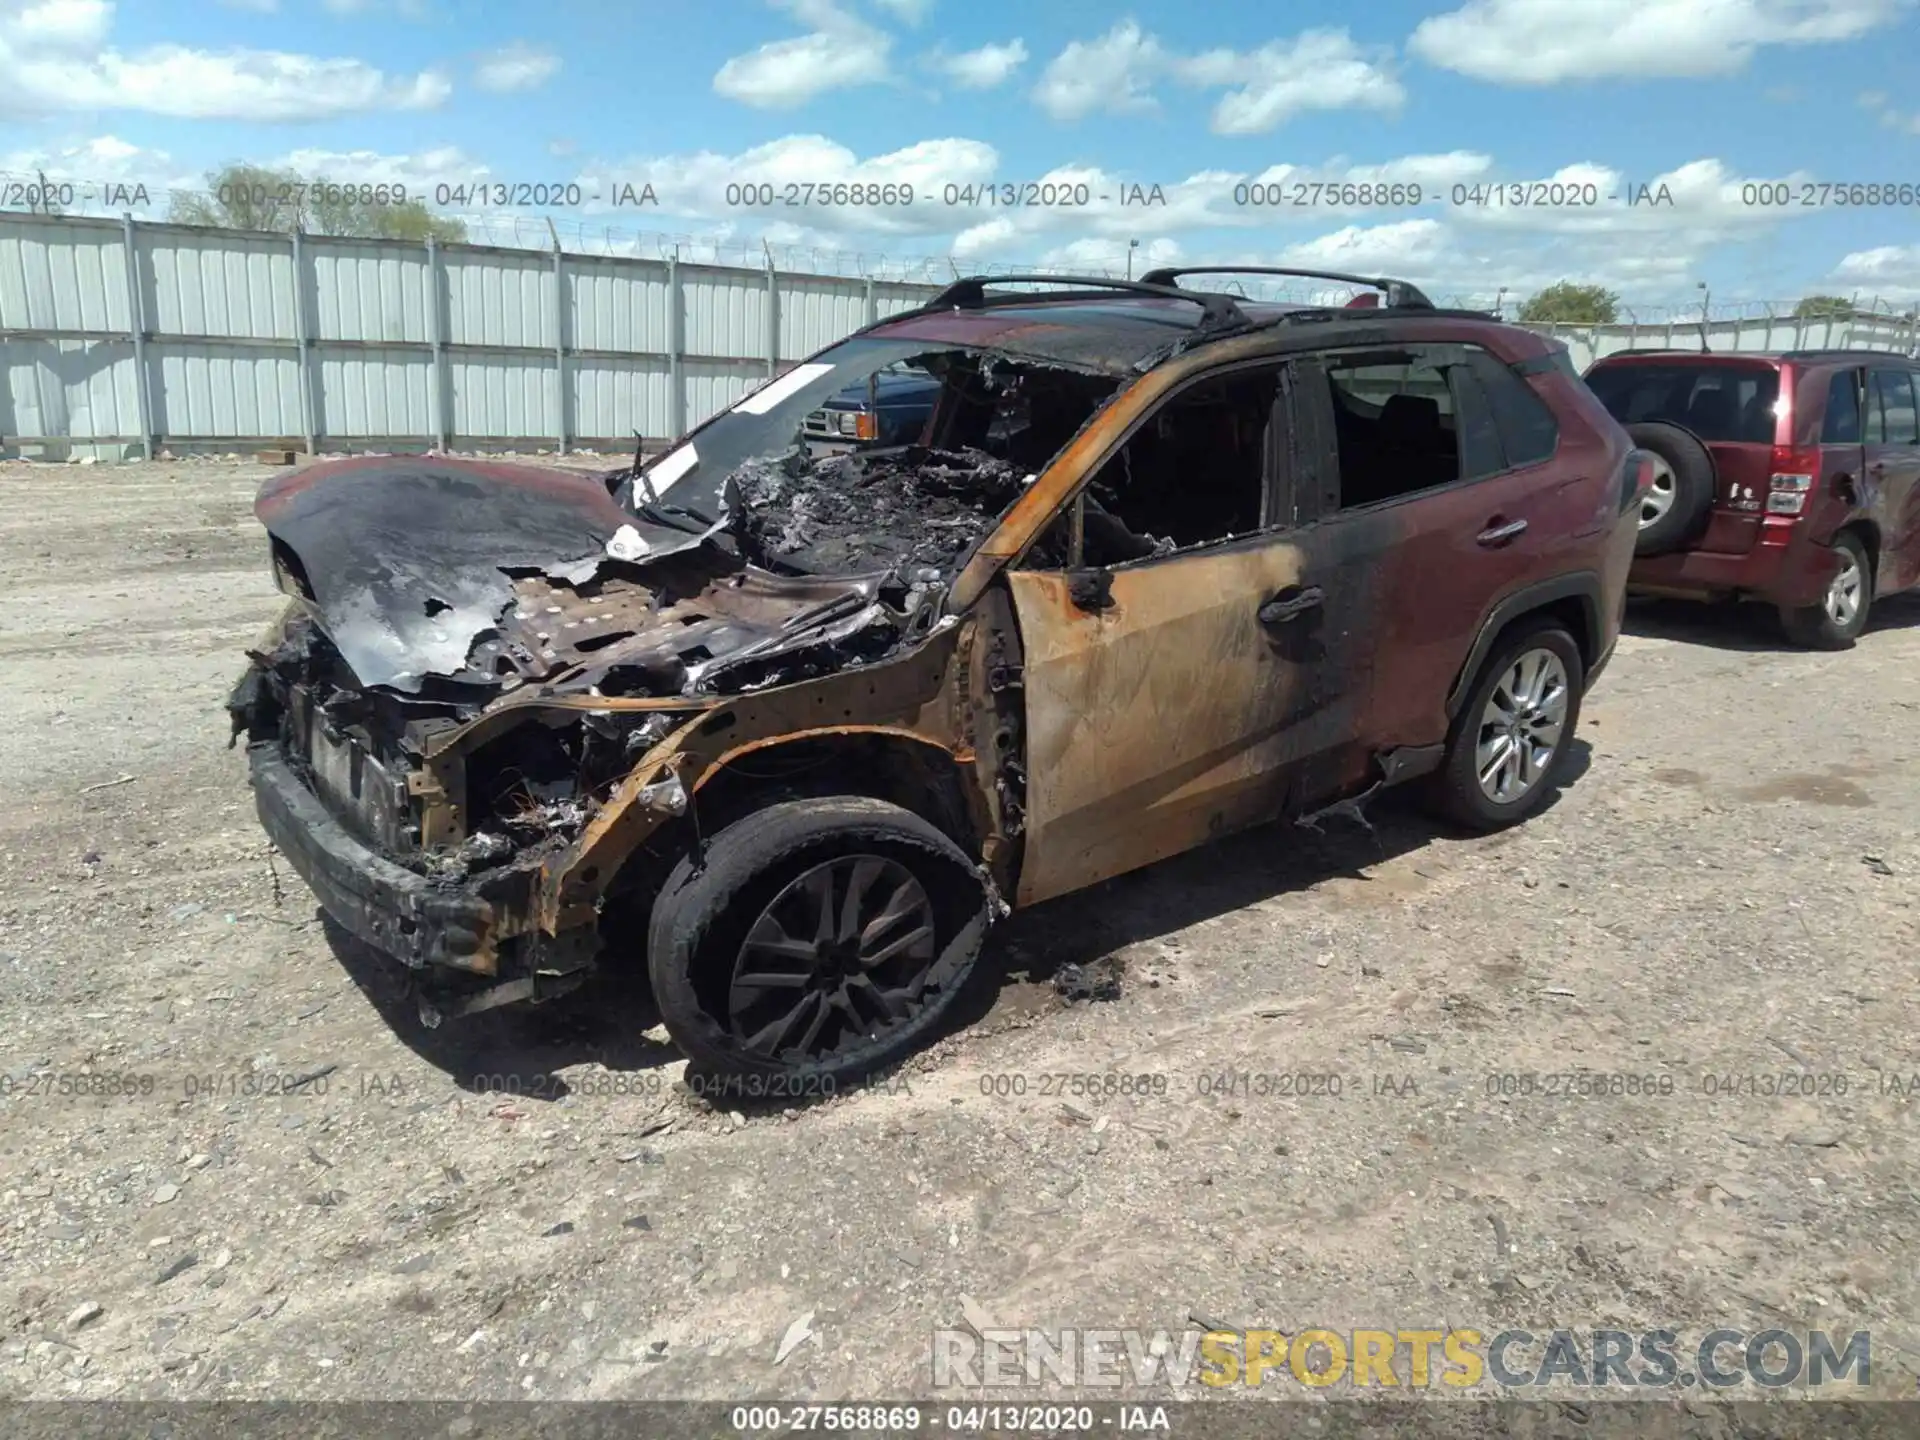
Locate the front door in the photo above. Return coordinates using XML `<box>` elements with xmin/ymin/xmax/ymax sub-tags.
<box><xmin>1004</xmin><ymin>359</ymin><xmax>1372</xmax><ymax>907</ymax></box>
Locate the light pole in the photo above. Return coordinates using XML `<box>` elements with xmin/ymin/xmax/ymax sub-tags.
<box><xmin>1127</xmin><ymin>238</ymin><xmax>1139</xmax><ymax>279</ymax></box>
<box><xmin>1697</xmin><ymin>280</ymin><xmax>1711</xmax><ymax>352</ymax></box>
<box><xmin>1494</xmin><ymin>285</ymin><xmax>1507</xmax><ymax>319</ymax></box>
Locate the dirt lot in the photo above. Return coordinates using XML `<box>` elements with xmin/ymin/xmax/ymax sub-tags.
<box><xmin>1</xmin><ymin>455</ymin><xmax>1917</xmax><ymax>1406</ymax></box>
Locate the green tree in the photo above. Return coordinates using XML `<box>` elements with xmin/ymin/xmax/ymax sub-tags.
<box><xmin>1517</xmin><ymin>281</ymin><xmax>1620</xmax><ymax>325</ymax></box>
<box><xmin>1792</xmin><ymin>294</ymin><xmax>1857</xmax><ymax>319</ymax></box>
<box><xmin>170</xmin><ymin>162</ymin><xmax>465</xmax><ymax>243</ymax></box>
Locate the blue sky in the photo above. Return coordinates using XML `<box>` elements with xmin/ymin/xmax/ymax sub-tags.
<box><xmin>4</xmin><ymin>0</ymin><xmax>1920</xmax><ymax>310</ymax></box>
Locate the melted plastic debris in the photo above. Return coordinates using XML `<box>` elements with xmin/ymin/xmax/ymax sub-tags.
<box><xmin>730</xmin><ymin>444</ymin><xmax>1025</xmax><ymax>576</ymax></box>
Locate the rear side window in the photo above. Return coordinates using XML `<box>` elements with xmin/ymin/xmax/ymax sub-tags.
<box><xmin>1868</xmin><ymin>369</ymin><xmax>1920</xmax><ymax>445</ymax></box>
<box><xmin>1447</xmin><ymin>365</ymin><xmax>1508</xmax><ymax>480</ymax></box>
<box><xmin>1584</xmin><ymin>363</ymin><xmax>1780</xmax><ymax>443</ymax></box>
<box><xmin>1822</xmin><ymin>370</ymin><xmax>1862</xmax><ymax>444</ymax></box>
<box><xmin>1466</xmin><ymin>349</ymin><xmax>1559</xmax><ymax>467</ymax></box>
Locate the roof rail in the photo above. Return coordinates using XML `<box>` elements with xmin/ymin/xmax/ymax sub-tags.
<box><xmin>1781</xmin><ymin>347</ymin><xmax>1919</xmax><ymax>360</ymax></box>
<box><xmin>924</xmin><ymin>273</ymin><xmax>1248</xmax><ymax>331</ymax></box>
<box><xmin>1138</xmin><ymin>266</ymin><xmax>1435</xmax><ymax>311</ymax></box>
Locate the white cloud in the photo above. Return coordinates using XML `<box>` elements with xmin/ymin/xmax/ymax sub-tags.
<box><xmin>0</xmin><ymin>132</ymin><xmax>199</xmax><ymax>198</ymax></box>
<box><xmin>1832</xmin><ymin>244</ymin><xmax>1920</xmax><ymax>300</ymax></box>
<box><xmin>1176</xmin><ymin>30</ymin><xmax>1403</xmax><ymax>133</ymax></box>
<box><xmin>320</xmin><ymin>0</ymin><xmax>435</xmax><ymax>20</ymax></box>
<box><xmin>266</xmin><ymin>144</ymin><xmax>486</xmax><ymax>191</ymax></box>
<box><xmin>1033</xmin><ymin>21</ymin><xmax>1400</xmax><ymax>132</ymax></box>
<box><xmin>1031</xmin><ymin>20</ymin><xmax>1163</xmax><ymax>119</ymax></box>
<box><xmin>593</xmin><ymin>133</ymin><xmax>999</xmax><ymax>236</ymax></box>
<box><xmin>713</xmin><ymin>0</ymin><xmax>892</xmax><ymax>107</ymax></box>
<box><xmin>1856</xmin><ymin>88</ymin><xmax>1920</xmax><ymax>131</ymax></box>
<box><xmin>1035</xmin><ymin>234</ymin><xmax>1184</xmax><ymax>273</ymax></box>
<box><xmin>0</xmin><ymin>0</ymin><xmax>451</xmax><ymax>118</ymax></box>
<box><xmin>1410</xmin><ymin>0</ymin><xmax>1906</xmax><ymax>84</ymax></box>
<box><xmin>1278</xmin><ymin>218</ymin><xmax>1449</xmax><ymax>272</ymax></box>
<box><xmin>934</xmin><ymin>38</ymin><xmax>1026</xmax><ymax>89</ymax></box>
<box><xmin>473</xmin><ymin>40</ymin><xmax>559</xmax><ymax>93</ymax></box>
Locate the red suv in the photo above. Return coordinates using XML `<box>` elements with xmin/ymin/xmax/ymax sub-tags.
<box><xmin>1584</xmin><ymin>349</ymin><xmax>1920</xmax><ymax>647</ymax></box>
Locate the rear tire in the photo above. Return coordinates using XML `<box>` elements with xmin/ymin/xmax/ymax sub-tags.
<box><xmin>1427</xmin><ymin>621</ymin><xmax>1585</xmax><ymax>832</ymax></box>
<box><xmin>1779</xmin><ymin>530</ymin><xmax>1871</xmax><ymax>650</ymax></box>
<box><xmin>1626</xmin><ymin>421</ymin><xmax>1715</xmax><ymax>557</ymax></box>
<box><xmin>647</xmin><ymin>797</ymin><xmax>990</xmax><ymax>1087</ymax></box>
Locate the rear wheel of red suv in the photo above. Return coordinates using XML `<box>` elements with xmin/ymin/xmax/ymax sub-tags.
<box><xmin>1427</xmin><ymin>620</ymin><xmax>1585</xmax><ymax>832</ymax></box>
<box><xmin>1779</xmin><ymin>530</ymin><xmax>1872</xmax><ymax>650</ymax></box>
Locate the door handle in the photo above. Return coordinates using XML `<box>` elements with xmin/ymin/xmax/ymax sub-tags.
<box><xmin>1258</xmin><ymin>585</ymin><xmax>1324</xmax><ymax>626</ymax></box>
<box><xmin>1476</xmin><ymin>517</ymin><xmax>1528</xmax><ymax>546</ymax></box>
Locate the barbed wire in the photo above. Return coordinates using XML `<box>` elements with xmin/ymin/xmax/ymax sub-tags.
<box><xmin>4</xmin><ymin>169</ymin><xmax>1917</xmax><ymax>319</ymax></box>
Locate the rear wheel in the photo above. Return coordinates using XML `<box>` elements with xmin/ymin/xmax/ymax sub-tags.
<box><xmin>1427</xmin><ymin>622</ymin><xmax>1585</xmax><ymax>832</ymax></box>
<box><xmin>1779</xmin><ymin>530</ymin><xmax>1871</xmax><ymax>650</ymax></box>
<box><xmin>647</xmin><ymin>797</ymin><xmax>990</xmax><ymax>1086</ymax></box>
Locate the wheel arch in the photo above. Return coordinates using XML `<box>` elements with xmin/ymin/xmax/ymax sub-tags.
<box><xmin>1445</xmin><ymin>573</ymin><xmax>1602</xmax><ymax>721</ymax></box>
<box><xmin>1838</xmin><ymin>519</ymin><xmax>1881</xmax><ymax>587</ymax></box>
<box><xmin>598</xmin><ymin>727</ymin><xmax>990</xmax><ymax>930</ymax></box>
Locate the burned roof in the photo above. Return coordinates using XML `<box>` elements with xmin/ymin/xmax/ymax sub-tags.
<box><xmin>868</xmin><ymin>298</ymin><xmax>1306</xmax><ymax>375</ymax></box>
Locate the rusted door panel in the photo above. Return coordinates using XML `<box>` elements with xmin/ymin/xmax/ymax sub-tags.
<box><xmin>1007</xmin><ymin>535</ymin><xmax>1366</xmax><ymax>907</ymax></box>
<box><xmin>1363</xmin><ymin>466</ymin><xmax>1600</xmax><ymax>748</ymax></box>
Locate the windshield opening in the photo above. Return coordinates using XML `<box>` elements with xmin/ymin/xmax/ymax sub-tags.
<box><xmin>615</xmin><ymin>339</ymin><xmax>1121</xmax><ymax>579</ymax></box>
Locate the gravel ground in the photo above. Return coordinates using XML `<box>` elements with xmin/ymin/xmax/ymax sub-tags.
<box><xmin>1</xmin><ymin>456</ymin><xmax>1917</xmax><ymax>1408</ymax></box>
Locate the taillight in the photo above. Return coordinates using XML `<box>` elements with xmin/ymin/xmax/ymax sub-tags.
<box><xmin>1768</xmin><ymin>444</ymin><xmax>1820</xmax><ymax>517</ymax></box>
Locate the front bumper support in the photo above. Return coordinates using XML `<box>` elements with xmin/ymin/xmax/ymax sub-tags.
<box><xmin>249</xmin><ymin>743</ymin><xmax>495</xmax><ymax>969</ymax></box>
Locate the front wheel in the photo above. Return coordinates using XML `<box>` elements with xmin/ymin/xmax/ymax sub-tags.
<box><xmin>1779</xmin><ymin>531</ymin><xmax>1871</xmax><ymax>650</ymax></box>
<box><xmin>646</xmin><ymin>797</ymin><xmax>991</xmax><ymax>1086</ymax></box>
<box><xmin>1426</xmin><ymin>622</ymin><xmax>1585</xmax><ymax>832</ymax></box>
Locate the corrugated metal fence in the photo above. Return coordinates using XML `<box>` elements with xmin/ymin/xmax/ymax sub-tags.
<box><xmin>0</xmin><ymin>213</ymin><xmax>939</xmax><ymax>460</ymax></box>
<box><xmin>4</xmin><ymin>211</ymin><xmax>1917</xmax><ymax>461</ymax></box>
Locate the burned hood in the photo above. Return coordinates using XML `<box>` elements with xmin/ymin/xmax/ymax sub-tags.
<box><xmin>255</xmin><ymin>456</ymin><xmax>714</xmax><ymax>693</ymax></box>
<box><xmin>254</xmin><ymin>455</ymin><xmax>936</xmax><ymax>701</ymax></box>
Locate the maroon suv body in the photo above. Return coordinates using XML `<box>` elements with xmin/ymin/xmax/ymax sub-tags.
<box><xmin>231</xmin><ymin>269</ymin><xmax>1646</xmax><ymax>1082</ymax></box>
<box><xmin>1584</xmin><ymin>349</ymin><xmax>1920</xmax><ymax>646</ymax></box>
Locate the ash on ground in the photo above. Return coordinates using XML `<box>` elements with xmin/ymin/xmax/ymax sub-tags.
<box><xmin>730</xmin><ymin>445</ymin><xmax>1026</xmax><ymax>577</ymax></box>
<box><xmin>1053</xmin><ymin>956</ymin><xmax>1125</xmax><ymax>1004</ymax></box>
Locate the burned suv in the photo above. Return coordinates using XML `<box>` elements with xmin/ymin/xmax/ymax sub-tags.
<box><xmin>1585</xmin><ymin>349</ymin><xmax>1920</xmax><ymax>648</ymax></box>
<box><xmin>231</xmin><ymin>268</ymin><xmax>1644</xmax><ymax>1083</ymax></box>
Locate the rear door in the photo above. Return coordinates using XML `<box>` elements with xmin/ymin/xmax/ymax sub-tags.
<box><xmin>1865</xmin><ymin>366</ymin><xmax>1920</xmax><ymax>594</ymax></box>
<box><xmin>1290</xmin><ymin>341</ymin><xmax>1607</xmax><ymax>754</ymax></box>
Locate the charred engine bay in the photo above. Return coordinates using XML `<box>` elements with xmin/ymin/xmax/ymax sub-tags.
<box><xmin>729</xmin><ymin>443</ymin><xmax>1025</xmax><ymax>577</ymax></box>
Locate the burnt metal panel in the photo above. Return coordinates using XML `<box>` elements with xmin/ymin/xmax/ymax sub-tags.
<box><xmin>1007</xmin><ymin>537</ymin><xmax>1343</xmax><ymax>907</ymax></box>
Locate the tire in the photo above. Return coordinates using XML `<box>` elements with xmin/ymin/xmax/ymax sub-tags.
<box><xmin>646</xmin><ymin>796</ymin><xmax>990</xmax><ymax>1086</ymax></box>
<box><xmin>1626</xmin><ymin>421</ymin><xmax>1715</xmax><ymax>557</ymax></box>
<box><xmin>1427</xmin><ymin>621</ymin><xmax>1586</xmax><ymax>832</ymax></box>
<box><xmin>1779</xmin><ymin>530</ymin><xmax>1872</xmax><ymax>650</ymax></box>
